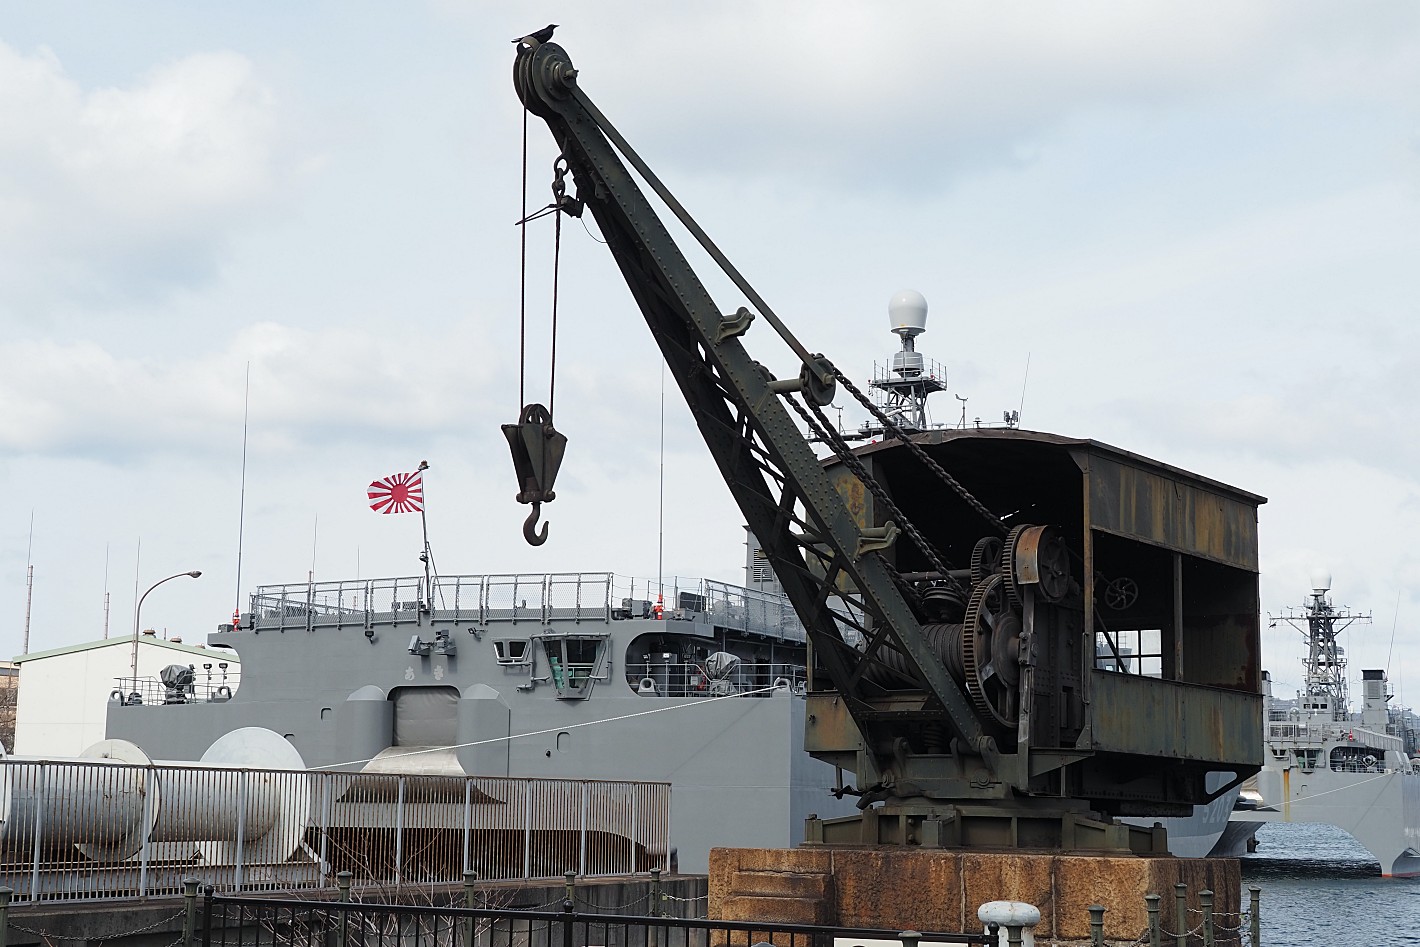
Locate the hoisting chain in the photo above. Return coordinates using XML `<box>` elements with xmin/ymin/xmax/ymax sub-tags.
<box><xmin>830</xmin><ymin>366</ymin><xmax>1008</xmax><ymax>536</ymax></box>
<box><xmin>784</xmin><ymin>392</ymin><xmax>958</xmax><ymax>591</ymax></box>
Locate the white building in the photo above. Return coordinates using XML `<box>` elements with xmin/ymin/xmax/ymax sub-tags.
<box><xmin>11</xmin><ymin>636</ymin><xmax>240</xmax><ymax>757</ymax></box>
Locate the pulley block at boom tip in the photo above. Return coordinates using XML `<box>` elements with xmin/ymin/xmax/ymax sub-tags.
<box><xmin>502</xmin><ymin>402</ymin><xmax>567</xmax><ymax>547</ymax></box>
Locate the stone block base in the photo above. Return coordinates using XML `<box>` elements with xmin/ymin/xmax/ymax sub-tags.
<box><xmin>709</xmin><ymin>847</ymin><xmax>1241</xmax><ymax>944</ymax></box>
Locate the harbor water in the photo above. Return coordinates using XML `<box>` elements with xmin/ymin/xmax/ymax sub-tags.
<box><xmin>1240</xmin><ymin>822</ymin><xmax>1420</xmax><ymax>944</ymax></box>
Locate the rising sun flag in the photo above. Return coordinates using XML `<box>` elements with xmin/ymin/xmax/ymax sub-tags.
<box><xmin>367</xmin><ymin>471</ymin><xmax>424</xmax><ymax>514</ymax></box>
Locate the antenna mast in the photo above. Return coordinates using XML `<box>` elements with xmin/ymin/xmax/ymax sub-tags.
<box><xmin>1271</xmin><ymin>572</ymin><xmax>1371</xmax><ymax>719</ymax></box>
<box><xmin>861</xmin><ymin>290</ymin><xmax>946</xmax><ymax>436</ymax></box>
<box><xmin>22</xmin><ymin>510</ymin><xmax>34</xmax><ymax>655</ymax></box>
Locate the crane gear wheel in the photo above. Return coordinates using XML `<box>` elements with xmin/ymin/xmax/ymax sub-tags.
<box><xmin>1103</xmin><ymin>576</ymin><xmax>1139</xmax><ymax>611</ymax></box>
<box><xmin>1001</xmin><ymin>525</ymin><xmax>1031</xmax><ymax>609</ymax></box>
<box><xmin>959</xmin><ymin>573</ymin><xmax>1022</xmax><ymax>730</ymax></box>
<box><xmin>970</xmin><ymin>535</ymin><xmax>1004</xmax><ymax>585</ymax></box>
<box><xmin>1018</xmin><ymin>525</ymin><xmax>1071</xmax><ymax>603</ymax></box>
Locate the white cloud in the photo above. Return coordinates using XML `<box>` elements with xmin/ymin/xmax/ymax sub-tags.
<box><xmin>0</xmin><ymin>319</ymin><xmax>502</xmax><ymax>461</ymax></box>
<box><xmin>0</xmin><ymin>40</ymin><xmax>292</xmax><ymax>308</ymax></box>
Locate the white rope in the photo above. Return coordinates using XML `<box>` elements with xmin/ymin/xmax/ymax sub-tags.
<box><xmin>318</xmin><ymin>684</ymin><xmax>781</xmax><ymax>770</ymax></box>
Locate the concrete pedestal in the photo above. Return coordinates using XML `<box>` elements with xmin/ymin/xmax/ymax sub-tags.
<box><xmin>709</xmin><ymin>847</ymin><xmax>1241</xmax><ymax>945</ymax></box>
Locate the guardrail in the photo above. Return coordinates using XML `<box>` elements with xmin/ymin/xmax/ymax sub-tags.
<box><xmin>0</xmin><ymin>759</ymin><xmax>669</xmax><ymax>904</ymax></box>
<box><xmin>244</xmin><ymin>573</ymin><xmax>808</xmax><ymax>643</ymax></box>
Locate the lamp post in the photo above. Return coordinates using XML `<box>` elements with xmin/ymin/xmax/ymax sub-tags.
<box><xmin>130</xmin><ymin>570</ymin><xmax>202</xmax><ymax>688</ymax></box>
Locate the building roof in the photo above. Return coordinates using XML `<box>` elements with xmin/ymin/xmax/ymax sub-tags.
<box><xmin>12</xmin><ymin>637</ymin><xmax>239</xmax><ymax>665</ymax></box>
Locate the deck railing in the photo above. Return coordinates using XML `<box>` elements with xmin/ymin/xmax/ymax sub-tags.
<box><xmin>244</xmin><ymin>573</ymin><xmax>807</xmax><ymax>643</ymax></box>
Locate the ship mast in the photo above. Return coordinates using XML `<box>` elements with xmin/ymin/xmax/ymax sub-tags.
<box><xmin>1272</xmin><ymin>572</ymin><xmax>1370</xmax><ymax>719</ymax></box>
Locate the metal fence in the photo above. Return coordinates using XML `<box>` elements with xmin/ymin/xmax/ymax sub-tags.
<box><xmin>0</xmin><ymin>759</ymin><xmax>670</xmax><ymax>904</ymax></box>
<box><xmin>198</xmin><ymin>890</ymin><xmax>998</xmax><ymax>947</ymax></box>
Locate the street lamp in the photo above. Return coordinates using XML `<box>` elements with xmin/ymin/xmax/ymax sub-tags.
<box><xmin>130</xmin><ymin>570</ymin><xmax>203</xmax><ymax>688</ymax></box>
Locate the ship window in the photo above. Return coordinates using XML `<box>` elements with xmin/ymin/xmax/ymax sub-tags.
<box><xmin>540</xmin><ymin>634</ymin><xmax>608</xmax><ymax>699</ymax></box>
<box><xmin>494</xmin><ymin>639</ymin><xmax>531</xmax><ymax>666</ymax></box>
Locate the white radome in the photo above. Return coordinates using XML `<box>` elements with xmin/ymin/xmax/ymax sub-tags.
<box><xmin>888</xmin><ymin>289</ymin><xmax>928</xmax><ymax>338</ymax></box>
<box><xmin>1310</xmin><ymin>569</ymin><xmax>1332</xmax><ymax>594</ymax></box>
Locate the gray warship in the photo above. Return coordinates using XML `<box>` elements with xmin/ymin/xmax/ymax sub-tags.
<box><xmin>1216</xmin><ymin>577</ymin><xmax>1420</xmax><ymax>876</ymax></box>
<box><xmin>106</xmin><ymin>559</ymin><xmax>858</xmax><ymax>874</ymax></box>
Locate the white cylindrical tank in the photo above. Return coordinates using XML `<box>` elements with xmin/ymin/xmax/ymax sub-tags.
<box><xmin>888</xmin><ymin>289</ymin><xmax>928</xmax><ymax>338</ymax></box>
<box><xmin>0</xmin><ymin>727</ymin><xmax>308</xmax><ymax>865</ymax></box>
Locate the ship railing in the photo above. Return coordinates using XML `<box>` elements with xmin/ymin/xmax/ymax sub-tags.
<box><xmin>244</xmin><ymin>573</ymin><xmax>809</xmax><ymax>641</ymax></box>
<box><xmin>625</xmin><ymin>662</ymin><xmax>807</xmax><ymax>698</ymax></box>
<box><xmin>0</xmin><ymin>758</ymin><xmax>670</xmax><ymax>904</ymax></box>
<box><xmin>110</xmin><ymin>675</ymin><xmax>239</xmax><ymax>706</ymax></box>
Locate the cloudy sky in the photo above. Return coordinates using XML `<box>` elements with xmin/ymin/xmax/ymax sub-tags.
<box><xmin>2</xmin><ymin>3</ymin><xmax>1417</xmax><ymax>707</ymax></box>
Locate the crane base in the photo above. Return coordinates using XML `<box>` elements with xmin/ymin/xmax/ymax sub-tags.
<box><xmin>709</xmin><ymin>846</ymin><xmax>1241</xmax><ymax>943</ymax></box>
<box><xmin>805</xmin><ymin>803</ymin><xmax>1168</xmax><ymax>854</ymax></box>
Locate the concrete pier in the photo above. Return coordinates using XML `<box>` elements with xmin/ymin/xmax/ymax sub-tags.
<box><xmin>709</xmin><ymin>847</ymin><xmax>1241</xmax><ymax>944</ymax></box>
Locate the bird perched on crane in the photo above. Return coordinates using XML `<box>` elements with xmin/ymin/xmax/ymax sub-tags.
<box><xmin>513</xmin><ymin>24</ymin><xmax>557</xmax><ymax>48</ymax></box>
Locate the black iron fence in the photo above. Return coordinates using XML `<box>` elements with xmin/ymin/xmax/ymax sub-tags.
<box><xmin>198</xmin><ymin>889</ymin><xmax>997</xmax><ymax>947</ymax></box>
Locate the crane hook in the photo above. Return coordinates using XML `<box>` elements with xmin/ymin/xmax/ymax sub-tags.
<box><xmin>523</xmin><ymin>502</ymin><xmax>549</xmax><ymax>546</ymax></box>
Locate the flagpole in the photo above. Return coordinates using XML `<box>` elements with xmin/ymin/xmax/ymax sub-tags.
<box><xmin>417</xmin><ymin>460</ymin><xmax>432</xmax><ymax>609</ymax></box>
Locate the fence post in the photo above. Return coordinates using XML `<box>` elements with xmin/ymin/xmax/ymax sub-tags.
<box><xmin>898</xmin><ymin>930</ymin><xmax>920</xmax><ymax>947</ymax></box>
<box><xmin>1088</xmin><ymin>905</ymin><xmax>1106</xmax><ymax>947</ymax></box>
<box><xmin>1249</xmin><ymin>885</ymin><xmax>1261</xmax><ymax>947</ymax></box>
<box><xmin>650</xmin><ymin>868</ymin><xmax>662</xmax><ymax>918</ymax></box>
<box><xmin>182</xmin><ymin>879</ymin><xmax>200</xmax><ymax>947</ymax></box>
<box><xmin>0</xmin><ymin>886</ymin><xmax>12</xmax><ymax>947</ymax></box>
<box><xmin>1200</xmin><ymin>889</ymin><xmax>1214</xmax><ymax>947</ymax></box>
<box><xmin>1145</xmin><ymin>893</ymin><xmax>1161</xmax><ymax>947</ymax></box>
<box><xmin>565</xmin><ymin>870</ymin><xmax>577</xmax><ymax>907</ymax></box>
<box><xmin>201</xmin><ymin>885</ymin><xmax>214</xmax><ymax>947</ymax></box>
<box><xmin>561</xmin><ymin>886</ymin><xmax>575</xmax><ymax>947</ymax></box>
<box><xmin>1174</xmin><ymin>883</ymin><xmax>1188</xmax><ymax>947</ymax></box>
<box><xmin>337</xmin><ymin>871</ymin><xmax>352</xmax><ymax>947</ymax></box>
<box><xmin>463</xmin><ymin>870</ymin><xmax>478</xmax><ymax>947</ymax></box>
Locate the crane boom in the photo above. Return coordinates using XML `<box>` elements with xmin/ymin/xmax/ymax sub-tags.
<box><xmin>514</xmin><ymin>40</ymin><xmax>993</xmax><ymax>765</ymax></box>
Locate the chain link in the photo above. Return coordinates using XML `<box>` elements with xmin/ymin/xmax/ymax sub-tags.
<box><xmin>11</xmin><ymin>909</ymin><xmax>186</xmax><ymax>943</ymax></box>
<box><xmin>786</xmin><ymin>393</ymin><xmax>956</xmax><ymax>585</ymax></box>
<box><xmin>830</xmin><ymin>366</ymin><xmax>1007</xmax><ymax>536</ymax></box>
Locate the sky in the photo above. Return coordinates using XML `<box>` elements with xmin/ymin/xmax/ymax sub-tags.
<box><xmin>2</xmin><ymin>2</ymin><xmax>1418</xmax><ymax>710</ymax></box>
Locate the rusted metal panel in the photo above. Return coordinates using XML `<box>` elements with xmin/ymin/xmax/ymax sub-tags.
<box><xmin>1088</xmin><ymin>672</ymin><xmax>1263</xmax><ymax>763</ymax></box>
<box><xmin>1081</xmin><ymin>453</ymin><xmax>1259</xmax><ymax>571</ymax></box>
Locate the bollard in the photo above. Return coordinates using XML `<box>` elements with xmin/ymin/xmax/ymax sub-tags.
<box><xmin>561</xmin><ymin>892</ymin><xmax>575</xmax><ymax>947</ymax></box>
<box><xmin>1200</xmin><ymin>889</ymin><xmax>1214</xmax><ymax>947</ymax></box>
<box><xmin>565</xmin><ymin>869</ymin><xmax>577</xmax><ymax>906</ymax></box>
<box><xmin>463</xmin><ymin>870</ymin><xmax>478</xmax><ymax>947</ymax></box>
<box><xmin>899</xmin><ymin>930</ymin><xmax>921</xmax><ymax>947</ymax></box>
<box><xmin>337</xmin><ymin>870</ymin><xmax>353</xmax><ymax>902</ymax></box>
<box><xmin>1088</xmin><ymin>905</ymin><xmax>1106</xmax><ymax>947</ymax></box>
<box><xmin>0</xmin><ymin>887</ymin><xmax>12</xmax><ymax>947</ymax></box>
<box><xmin>1145</xmin><ymin>894</ymin><xmax>1161</xmax><ymax>947</ymax></box>
<box><xmin>1174</xmin><ymin>883</ymin><xmax>1188</xmax><ymax>947</ymax></box>
<box><xmin>978</xmin><ymin>901</ymin><xmax>1040</xmax><ymax>947</ymax></box>
<box><xmin>1249</xmin><ymin>885</ymin><xmax>1261</xmax><ymax>947</ymax></box>
<box><xmin>182</xmin><ymin>879</ymin><xmax>200</xmax><ymax>947</ymax></box>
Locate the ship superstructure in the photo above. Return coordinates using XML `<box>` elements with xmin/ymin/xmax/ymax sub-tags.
<box><xmin>1223</xmin><ymin>577</ymin><xmax>1420</xmax><ymax>876</ymax></box>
